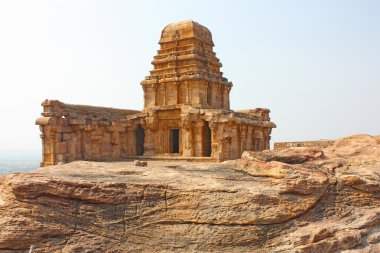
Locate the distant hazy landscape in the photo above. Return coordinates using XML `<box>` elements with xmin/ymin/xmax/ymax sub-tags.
<box><xmin>0</xmin><ymin>150</ymin><xmax>40</xmax><ymax>175</ymax></box>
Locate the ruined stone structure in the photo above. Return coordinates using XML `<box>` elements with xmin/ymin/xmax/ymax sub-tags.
<box><xmin>36</xmin><ymin>20</ymin><xmax>276</xmax><ymax>166</ymax></box>
<box><xmin>274</xmin><ymin>140</ymin><xmax>334</xmax><ymax>150</ymax></box>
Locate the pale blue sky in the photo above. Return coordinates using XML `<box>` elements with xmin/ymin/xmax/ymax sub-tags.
<box><xmin>0</xmin><ymin>0</ymin><xmax>379</xmax><ymax>151</ymax></box>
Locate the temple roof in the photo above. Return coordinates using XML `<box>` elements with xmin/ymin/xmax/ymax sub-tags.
<box><xmin>142</xmin><ymin>20</ymin><xmax>232</xmax><ymax>109</ymax></box>
<box><xmin>159</xmin><ymin>20</ymin><xmax>214</xmax><ymax>46</ymax></box>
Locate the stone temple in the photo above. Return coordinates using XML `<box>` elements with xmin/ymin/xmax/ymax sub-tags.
<box><xmin>36</xmin><ymin>20</ymin><xmax>276</xmax><ymax>166</ymax></box>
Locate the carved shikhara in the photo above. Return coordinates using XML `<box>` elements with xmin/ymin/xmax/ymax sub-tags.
<box><xmin>36</xmin><ymin>20</ymin><xmax>276</xmax><ymax>166</ymax></box>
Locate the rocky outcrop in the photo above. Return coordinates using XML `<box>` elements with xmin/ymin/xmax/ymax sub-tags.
<box><xmin>0</xmin><ymin>134</ymin><xmax>379</xmax><ymax>252</ymax></box>
<box><xmin>241</xmin><ymin>146</ymin><xmax>324</xmax><ymax>164</ymax></box>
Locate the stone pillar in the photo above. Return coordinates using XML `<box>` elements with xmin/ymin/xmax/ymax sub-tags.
<box><xmin>143</xmin><ymin>83</ymin><xmax>158</xmax><ymax>108</ymax></box>
<box><xmin>185</xmin><ymin>81</ymin><xmax>190</xmax><ymax>104</ymax></box>
<box><xmin>217</xmin><ymin>123</ymin><xmax>231</xmax><ymax>161</ymax></box>
<box><xmin>144</xmin><ymin>112</ymin><xmax>158</xmax><ymax>156</ymax></box>
<box><xmin>247</xmin><ymin>126</ymin><xmax>254</xmax><ymax>151</ymax></box>
<box><xmin>51</xmin><ymin>129</ymin><xmax>60</xmax><ymax>165</ymax></box>
<box><xmin>224</xmin><ymin>85</ymin><xmax>231</xmax><ymax>110</ymax></box>
<box><xmin>268</xmin><ymin>128</ymin><xmax>273</xmax><ymax>150</ymax></box>
<box><xmin>125</xmin><ymin>126</ymin><xmax>137</xmax><ymax>156</ymax></box>
<box><xmin>207</xmin><ymin>82</ymin><xmax>212</xmax><ymax>105</ymax></box>
<box><xmin>264</xmin><ymin>128</ymin><xmax>272</xmax><ymax>150</ymax></box>
<box><xmin>254</xmin><ymin>128</ymin><xmax>264</xmax><ymax>151</ymax></box>
<box><xmin>180</xmin><ymin>115</ymin><xmax>194</xmax><ymax>157</ymax></box>
<box><xmin>194</xmin><ymin>121</ymin><xmax>204</xmax><ymax>157</ymax></box>
<box><xmin>39</xmin><ymin>132</ymin><xmax>45</xmax><ymax>167</ymax></box>
<box><xmin>143</xmin><ymin>128</ymin><xmax>156</xmax><ymax>156</ymax></box>
<box><xmin>230</xmin><ymin>124</ymin><xmax>239</xmax><ymax>159</ymax></box>
<box><xmin>200</xmin><ymin>80</ymin><xmax>208</xmax><ymax>105</ymax></box>
<box><xmin>195</xmin><ymin>79</ymin><xmax>200</xmax><ymax>105</ymax></box>
<box><xmin>163</xmin><ymin>84</ymin><xmax>167</xmax><ymax>105</ymax></box>
<box><xmin>175</xmin><ymin>81</ymin><xmax>180</xmax><ymax>105</ymax></box>
<box><xmin>221</xmin><ymin>137</ymin><xmax>231</xmax><ymax>161</ymax></box>
<box><xmin>221</xmin><ymin>85</ymin><xmax>225</xmax><ymax>108</ymax></box>
<box><xmin>209</xmin><ymin>122</ymin><xmax>219</xmax><ymax>160</ymax></box>
<box><xmin>111</xmin><ymin>131</ymin><xmax>120</xmax><ymax>159</ymax></box>
<box><xmin>239</xmin><ymin>125</ymin><xmax>247</xmax><ymax>154</ymax></box>
<box><xmin>218</xmin><ymin>84</ymin><xmax>222</xmax><ymax>107</ymax></box>
<box><xmin>181</xmin><ymin>127</ymin><xmax>194</xmax><ymax>157</ymax></box>
<box><xmin>74</xmin><ymin>130</ymin><xmax>83</xmax><ymax>160</ymax></box>
<box><xmin>40</xmin><ymin>125</ymin><xmax>56</xmax><ymax>167</ymax></box>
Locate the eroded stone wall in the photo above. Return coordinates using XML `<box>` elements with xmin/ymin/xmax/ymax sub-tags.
<box><xmin>274</xmin><ymin>140</ymin><xmax>334</xmax><ymax>150</ymax></box>
<box><xmin>36</xmin><ymin>100</ymin><xmax>142</xmax><ymax>166</ymax></box>
<box><xmin>36</xmin><ymin>101</ymin><xmax>274</xmax><ymax>166</ymax></box>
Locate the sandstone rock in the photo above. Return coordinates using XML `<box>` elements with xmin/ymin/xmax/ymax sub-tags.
<box><xmin>368</xmin><ymin>232</ymin><xmax>380</xmax><ymax>244</ymax></box>
<box><xmin>133</xmin><ymin>160</ymin><xmax>148</xmax><ymax>167</ymax></box>
<box><xmin>0</xmin><ymin>134</ymin><xmax>379</xmax><ymax>252</ymax></box>
<box><xmin>241</xmin><ymin>147</ymin><xmax>324</xmax><ymax>164</ymax></box>
<box><xmin>324</xmin><ymin>134</ymin><xmax>380</xmax><ymax>158</ymax></box>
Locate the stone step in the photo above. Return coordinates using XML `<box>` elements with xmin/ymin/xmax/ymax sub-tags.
<box><xmin>123</xmin><ymin>156</ymin><xmax>215</xmax><ymax>162</ymax></box>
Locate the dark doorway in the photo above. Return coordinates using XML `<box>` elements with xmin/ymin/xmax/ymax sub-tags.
<box><xmin>170</xmin><ymin>129</ymin><xmax>180</xmax><ymax>153</ymax></box>
<box><xmin>136</xmin><ymin>124</ymin><xmax>145</xmax><ymax>156</ymax></box>
<box><xmin>204</xmin><ymin>122</ymin><xmax>212</xmax><ymax>157</ymax></box>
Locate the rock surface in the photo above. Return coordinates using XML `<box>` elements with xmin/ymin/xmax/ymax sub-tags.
<box><xmin>0</xmin><ymin>134</ymin><xmax>379</xmax><ymax>252</ymax></box>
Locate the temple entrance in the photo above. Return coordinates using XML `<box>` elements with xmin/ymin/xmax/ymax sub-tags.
<box><xmin>136</xmin><ymin>124</ymin><xmax>145</xmax><ymax>156</ymax></box>
<box><xmin>170</xmin><ymin>129</ymin><xmax>180</xmax><ymax>153</ymax></box>
<box><xmin>203</xmin><ymin>122</ymin><xmax>212</xmax><ymax>157</ymax></box>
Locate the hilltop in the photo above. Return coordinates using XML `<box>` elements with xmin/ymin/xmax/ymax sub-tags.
<box><xmin>0</xmin><ymin>134</ymin><xmax>379</xmax><ymax>252</ymax></box>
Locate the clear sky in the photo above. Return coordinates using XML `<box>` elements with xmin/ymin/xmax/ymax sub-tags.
<box><xmin>0</xmin><ymin>0</ymin><xmax>379</xmax><ymax>152</ymax></box>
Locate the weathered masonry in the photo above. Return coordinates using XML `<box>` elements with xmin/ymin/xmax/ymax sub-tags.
<box><xmin>274</xmin><ymin>140</ymin><xmax>334</xmax><ymax>150</ymax></box>
<box><xmin>36</xmin><ymin>20</ymin><xmax>276</xmax><ymax>166</ymax></box>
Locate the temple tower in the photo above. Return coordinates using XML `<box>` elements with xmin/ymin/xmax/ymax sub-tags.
<box><xmin>141</xmin><ymin>20</ymin><xmax>232</xmax><ymax>110</ymax></box>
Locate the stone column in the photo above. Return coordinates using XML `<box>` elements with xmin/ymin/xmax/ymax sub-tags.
<box><xmin>221</xmin><ymin>137</ymin><xmax>231</xmax><ymax>161</ymax></box>
<box><xmin>143</xmin><ymin>128</ymin><xmax>156</xmax><ymax>156</ymax></box>
<box><xmin>209</xmin><ymin>122</ymin><xmax>219</xmax><ymax>160</ymax></box>
<box><xmin>247</xmin><ymin>126</ymin><xmax>254</xmax><ymax>151</ymax></box>
<box><xmin>125</xmin><ymin>125</ymin><xmax>137</xmax><ymax>156</ymax></box>
<box><xmin>144</xmin><ymin>112</ymin><xmax>158</xmax><ymax>156</ymax></box>
<box><xmin>40</xmin><ymin>125</ymin><xmax>55</xmax><ymax>167</ymax></box>
<box><xmin>181</xmin><ymin>127</ymin><xmax>194</xmax><ymax>157</ymax></box>
<box><xmin>185</xmin><ymin>81</ymin><xmax>189</xmax><ymax>104</ymax></box>
<box><xmin>239</xmin><ymin>125</ymin><xmax>247</xmax><ymax>154</ymax></box>
<box><xmin>143</xmin><ymin>83</ymin><xmax>158</xmax><ymax>108</ymax></box>
<box><xmin>194</xmin><ymin>121</ymin><xmax>204</xmax><ymax>157</ymax></box>
<box><xmin>224</xmin><ymin>85</ymin><xmax>231</xmax><ymax>110</ymax></box>
<box><xmin>180</xmin><ymin>115</ymin><xmax>194</xmax><ymax>157</ymax></box>
<box><xmin>268</xmin><ymin>128</ymin><xmax>273</xmax><ymax>150</ymax></box>
<box><xmin>230</xmin><ymin>124</ymin><xmax>239</xmax><ymax>159</ymax></box>
<box><xmin>218</xmin><ymin>84</ymin><xmax>222</xmax><ymax>107</ymax></box>
<box><xmin>218</xmin><ymin>123</ymin><xmax>231</xmax><ymax>161</ymax></box>
<box><xmin>51</xmin><ymin>129</ymin><xmax>59</xmax><ymax>165</ymax></box>
<box><xmin>207</xmin><ymin>82</ymin><xmax>212</xmax><ymax>105</ymax></box>
<box><xmin>254</xmin><ymin>127</ymin><xmax>263</xmax><ymax>151</ymax></box>
<box><xmin>175</xmin><ymin>81</ymin><xmax>180</xmax><ymax>104</ymax></box>
<box><xmin>221</xmin><ymin>85</ymin><xmax>225</xmax><ymax>108</ymax></box>
<box><xmin>264</xmin><ymin>128</ymin><xmax>272</xmax><ymax>150</ymax></box>
<box><xmin>163</xmin><ymin>84</ymin><xmax>167</xmax><ymax>105</ymax></box>
<box><xmin>111</xmin><ymin>131</ymin><xmax>120</xmax><ymax>159</ymax></box>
